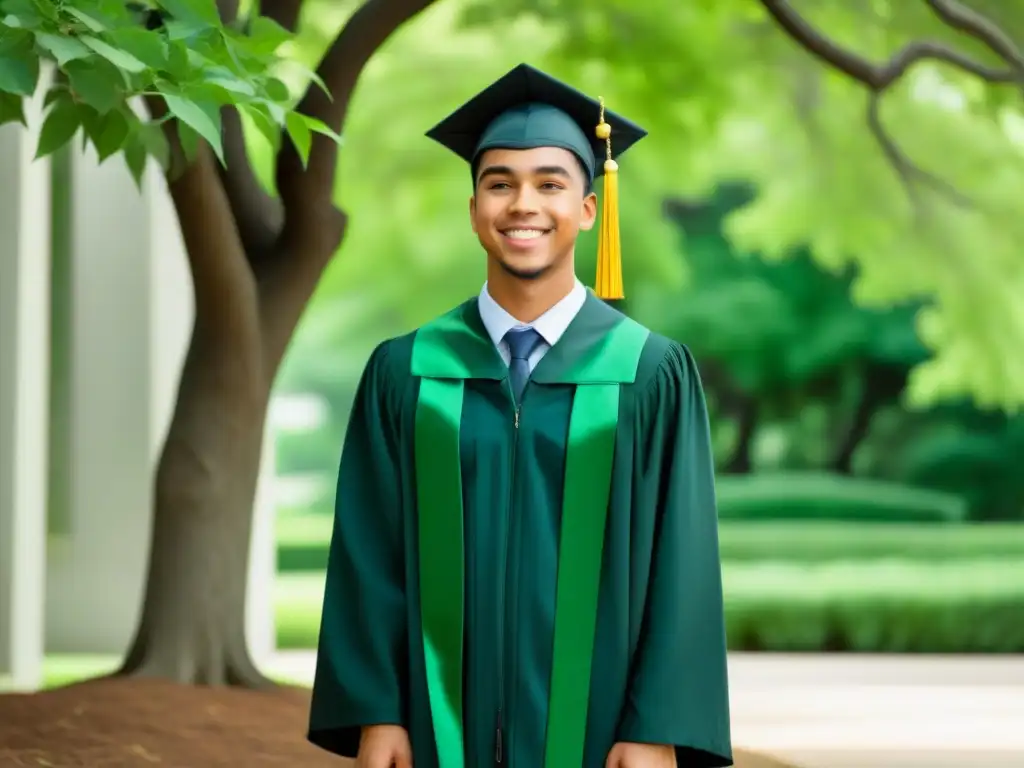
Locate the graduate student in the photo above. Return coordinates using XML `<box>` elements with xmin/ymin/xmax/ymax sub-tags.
<box><xmin>308</xmin><ymin>63</ymin><xmax>733</xmax><ymax>768</ymax></box>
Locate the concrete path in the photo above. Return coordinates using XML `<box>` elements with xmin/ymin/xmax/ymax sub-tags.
<box><xmin>265</xmin><ymin>651</ymin><xmax>1024</xmax><ymax>768</ymax></box>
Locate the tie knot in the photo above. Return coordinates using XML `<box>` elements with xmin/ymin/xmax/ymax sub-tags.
<box><xmin>505</xmin><ymin>327</ymin><xmax>543</xmax><ymax>361</ymax></box>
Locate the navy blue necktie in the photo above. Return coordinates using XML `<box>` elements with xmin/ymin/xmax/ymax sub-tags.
<box><xmin>505</xmin><ymin>327</ymin><xmax>543</xmax><ymax>405</ymax></box>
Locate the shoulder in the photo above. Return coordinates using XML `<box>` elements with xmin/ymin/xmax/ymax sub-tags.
<box><xmin>363</xmin><ymin>298</ymin><xmax>477</xmax><ymax>385</ymax></box>
<box><xmin>630</xmin><ymin>324</ymin><xmax>700</xmax><ymax>394</ymax></box>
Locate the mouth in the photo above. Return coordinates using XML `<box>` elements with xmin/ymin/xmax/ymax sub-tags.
<box><xmin>499</xmin><ymin>227</ymin><xmax>552</xmax><ymax>247</ymax></box>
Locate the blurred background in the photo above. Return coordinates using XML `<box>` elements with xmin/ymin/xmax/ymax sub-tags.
<box><xmin>2</xmin><ymin>0</ymin><xmax>1023</xmax><ymax>766</ymax></box>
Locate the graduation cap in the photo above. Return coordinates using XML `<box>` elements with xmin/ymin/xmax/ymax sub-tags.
<box><xmin>426</xmin><ymin>63</ymin><xmax>647</xmax><ymax>300</ymax></box>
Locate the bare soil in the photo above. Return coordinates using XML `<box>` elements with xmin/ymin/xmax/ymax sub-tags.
<box><xmin>0</xmin><ymin>678</ymin><xmax>799</xmax><ymax>767</ymax></box>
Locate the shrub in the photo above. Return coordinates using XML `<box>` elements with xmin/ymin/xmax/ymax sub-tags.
<box><xmin>716</xmin><ymin>473</ymin><xmax>967</xmax><ymax>523</ymax></box>
<box><xmin>717</xmin><ymin>521</ymin><xmax>1024</xmax><ymax>562</ymax></box>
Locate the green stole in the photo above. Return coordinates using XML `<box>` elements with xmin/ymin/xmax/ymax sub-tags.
<box><xmin>411</xmin><ymin>296</ymin><xmax>649</xmax><ymax>768</ymax></box>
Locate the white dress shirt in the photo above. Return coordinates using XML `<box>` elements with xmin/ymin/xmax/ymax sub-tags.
<box><xmin>477</xmin><ymin>279</ymin><xmax>587</xmax><ymax>372</ymax></box>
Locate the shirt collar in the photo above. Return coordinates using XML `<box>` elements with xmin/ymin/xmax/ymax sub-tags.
<box><xmin>478</xmin><ymin>278</ymin><xmax>587</xmax><ymax>349</ymax></box>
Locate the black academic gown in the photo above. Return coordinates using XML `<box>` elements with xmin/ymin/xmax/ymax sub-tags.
<box><xmin>308</xmin><ymin>291</ymin><xmax>733</xmax><ymax>767</ymax></box>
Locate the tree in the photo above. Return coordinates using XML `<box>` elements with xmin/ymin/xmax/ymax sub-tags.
<box><xmin>1</xmin><ymin>0</ymin><xmax>436</xmax><ymax>686</ymax></box>
<box><xmin>656</xmin><ymin>185</ymin><xmax>929</xmax><ymax>475</ymax></box>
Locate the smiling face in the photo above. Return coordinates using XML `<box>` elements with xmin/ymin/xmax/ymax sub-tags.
<box><xmin>470</xmin><ymin>146</ymin><xmax>597</xmax><ymax>282</ymax></box>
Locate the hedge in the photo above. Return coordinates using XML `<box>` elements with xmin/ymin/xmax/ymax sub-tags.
<box><xmin>277</xmin><ymin>515</ymin><xmax>1023</xmax><ymax>573</ymax></box>
<box><xmin>275</xmin><ymin>559</ymin><xmax>1024</xmax><ymax>653</ymax></box>
<box><xmin>715</xmin><ymin>521</ymin><xmax>1024</xmax><ymax>562</ymax></box>
<box><xmin>715</xmin><ymin>473</ymin><xmax>968</xmax><ymax>523</ymax></box>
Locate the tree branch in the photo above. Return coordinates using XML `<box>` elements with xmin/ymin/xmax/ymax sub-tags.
<box><xmin>255</xmin><ymin>0</ymin><xmax>438</xmax><ymax>369</ymax></box>
<box><xmin>213</xmin><ymin>0</ymin><xmax>284</xmax><ymax>258</ymax></box>
<box><xmin>866</xmin><ymin>91</ymin><xmax>972</xmax><ymax>211</ymax></box>
<box><xmin>924</xmin><ymin>0</ymin><xmax>1024</xmax><ymax>75</ymax></box>
<box><xmin>275</xmin><ymin>0</ymin><xmax>438</xmax><ymax>256</ymax></box>
<box><xmin>147</xmin><ymin>98</ymin><xmax>260</xmax><ymax>346</ymax></box>
<box><xmin>758</xmin><ymin>0</ymin><xmax>1019</xmax><ymax>214</ymax></box>
<box><xmin>260</xmin><ymin>0</ymin><xmax>304</xmax><ymax>33</ymax></box>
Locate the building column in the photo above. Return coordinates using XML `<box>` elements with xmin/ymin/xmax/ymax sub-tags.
<box><xmin>0</xmin><ymin>83</ymin><xmax>52</xmax><ymax>691</ymax></box>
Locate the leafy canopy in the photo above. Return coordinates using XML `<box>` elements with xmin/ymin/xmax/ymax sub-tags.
<box><xmin>0</xmin><ymin>0</ymin><xmax>337</xmax><ymax>184</ymax></box>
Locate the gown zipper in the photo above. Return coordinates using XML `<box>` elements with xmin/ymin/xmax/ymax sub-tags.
<box><xmin>497</xmin><ymin>390</ymin><xmax>521</xmax><ymax>765</ymax></box>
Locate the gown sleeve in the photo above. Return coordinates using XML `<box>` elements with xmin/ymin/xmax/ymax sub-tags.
<box><xmin>617</xmin><ymin>342</ymin><xmax>733</xmax><ymax>767</ymax></box>
<box><xmin>308</xmin><ymin>341</ymin><xmax>408</xmax><ymax>757</ymax></box>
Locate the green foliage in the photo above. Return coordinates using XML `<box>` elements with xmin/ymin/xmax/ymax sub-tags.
<box><xmin>899</xmin><ymin>412</ymin><xmax>1024</xmax><ymax>521</ymax></box>
<box><xmin>0</xmin><ymin>0</ymin><xmax>337</xmax><ymax>185</ymax></box>
<box><xmin>715</xmin><ymin>472</ymin><xmax>968</xmax><ymax>522</ymax></box>
<box><xmin>725</xmin><ymin>559</ymin><xmax>1024</xmax><ymax>652</ymax></box>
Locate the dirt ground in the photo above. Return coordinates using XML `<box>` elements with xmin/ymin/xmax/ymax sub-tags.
<box><xmin>0</xmin><ymin>678</ymin><xmax>798</xmax><ymax>767</ymax></box>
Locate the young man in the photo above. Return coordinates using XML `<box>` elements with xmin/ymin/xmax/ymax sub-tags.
<box><xmin>308</xmin><ymin>64</ymin><xmax>732</xmax><ymax>768</ymax></box>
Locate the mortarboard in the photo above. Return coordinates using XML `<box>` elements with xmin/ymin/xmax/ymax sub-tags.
<box><xmin>426</xmin><ymin>63</ymin><xmax>647</xmax><ymax>300</ymax></box>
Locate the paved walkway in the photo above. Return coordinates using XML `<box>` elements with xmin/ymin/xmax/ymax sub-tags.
<box><xmin>265</xmin><ymin>651</ymin><xmax>1024</xmax><ymax>768</ymax></box>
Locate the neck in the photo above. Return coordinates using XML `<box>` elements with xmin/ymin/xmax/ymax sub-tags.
<box><xmin>486</xmin><ymin>260</ymin><xmax>577</xmax><ymax>324</ymax></box>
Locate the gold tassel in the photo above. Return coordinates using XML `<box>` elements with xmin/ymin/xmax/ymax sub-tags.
<box><xmin>594</xmin><ymin>97</ymin><xmax>623</xmax><ymax>300</ymax></box>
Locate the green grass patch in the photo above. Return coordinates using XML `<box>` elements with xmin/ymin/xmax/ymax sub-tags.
<box><xmin>274</xmin><ymin>560</ymin><xmax>1024</xmax><ymax>653</ymax></box>
<box><xmin>715</xmin><ymin>473</ymin><xmax>968</xmax><ymax>523</ymax></box>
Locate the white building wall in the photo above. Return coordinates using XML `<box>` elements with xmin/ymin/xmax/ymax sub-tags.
<box><xmin>0</xmin><ymin>80</ymin><xmax>52</xmax><ymax>691</ymax></box>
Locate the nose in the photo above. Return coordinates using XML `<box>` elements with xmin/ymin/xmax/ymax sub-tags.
<box><xmin>508</xmin><ymin>185</ymin><xmax>540</xmax><ymax>215</ymax></box>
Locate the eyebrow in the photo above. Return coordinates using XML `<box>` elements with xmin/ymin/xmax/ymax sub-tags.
<box><xmin>477</xmin><ymin>164</ymin><xmax>574</xmax><ymax>183</ymax></box>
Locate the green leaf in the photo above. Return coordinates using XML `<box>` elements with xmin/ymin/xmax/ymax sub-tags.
<box><xmin>138</xmin><ymin>121</ymin><xmax>170</xmax><ymax>169</ymax></box>
<box><xmin>247</xmin><ymin>15</ymin><xmax>291</xmax><ymax>54</ymax></box>
<box><xmin>107</xmin><ymin>28</ymin><xmax>168</xmax><ymax>70</ymax></box>
<box><xmin>89</xmin><ymin>108</ymin><xmax>131</xmax><ymax>162</ymax></box>
<box><xmin>299</xmin><ymin>114</ymin><xmax>342</xmax><ymax>144</ymax></box>
<box><xmin>241</xmin><ymin>101</ymin><xmax>280</xmax><ymax>151</ymax></box>
<box><xmin>66</xmin><ymin>59</ymin><xmax>123</xmax><ymax>113</ymax></box>
<box><xmin>1</xmin><ymin>0</ymin><xmax>46</xmax><ymax>28</ymax></box>
<box><xmin>36</xmin><ymin>98</ymin><xmax>81</xmax><ymax>158</ymax></box>
<box><xmin>161</xmin><ymin>89</ymin><xmax>224</xmax><ymax>162</ymax></box>
<box><xmin>164</xmin><ymin>40</ymin><xmax>190</xmax><ymax>79</ymax></box>
<box><xmin>260</xmin><ymin>97</ymin><xmax>285</xmax><ymax>124</ymax></box>
<box><xmin>64</xmin><ymin>7</ymin><xmax>106</xmax><ymax>32</ymax></box>
<box><xmin>156</xmin><ymin>0</ymin><xmax>220</xmax><ymax>27</ymax></box>
<box><xmin>0</xmin><ymin>89</ymin><xmax>24</xmax><ymax>126</ymax></box>
<box><xmin>34</xmin><ymin>32</ymin><xmax>91</xmax><ymax>66</ymax></box>
<box><xmin>81</xmin><ymin>35</ymin><xmax>146</xmax><ymax>73</ymax></box>
<box><xmin>123</xmin><ymin>135</ymin><xmax>147</xmax><ymax>190</ymax></box>
<box><xmin>0</xmin><ymin>28</ymin><xmax>40</xmax><ymax>94</ymax></box>
<box><xmin>163</xmin><ymin>18</ymin><xmax>208</xmax><ymax>42</ymax></box>
<box><xmin>264</xmin><ymin>76</ymin><xmax>290</xmax><ymax>102</ymax></box>
<box><xmin>202</xmin><ymin>68</ymin><xmax>255</xmax><ymax>97</ymax></box>
<box><xmin>177</xmin><ymin>119</ymin><xmax>199</xmax><ymax>161</ymax></box>
<box><xmin>285</xmin><ymin>110</ymin><xmax>311</xmax><ymax>167</ymax></box>
<box><xmin>289</xmin><ymin>62</ymin><xmax>331</xmax><ymax>102</ymax></box>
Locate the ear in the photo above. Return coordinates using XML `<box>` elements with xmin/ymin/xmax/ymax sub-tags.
<box><xmin>578</xmin><ymin>191</ymin><xmax>598</xmax><ymax>232</ymax></box>
<box><xmin>469</xmin><ymin>195</ymin><xmax>478</xmax><ymax>234</ymax></box>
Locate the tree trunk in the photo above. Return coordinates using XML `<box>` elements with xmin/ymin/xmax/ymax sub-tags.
<box><xmin>724</xmin><ymin>399</ymin><xmax>759</xmax><ymax>474</ymax></box>
<box><xmin>113</xmin><ymin>0</ymin><xmax>439</xmax><ymax>688</ymax></box>
<box><xmin>120</xmin><ymin>335</ymin><xmax>272</xmax><ymax>687</ymax></box>
<box><xmin>829</xmin><ymin>363</ymin><xmax>908</xmax><ymax>474</ymax></box>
